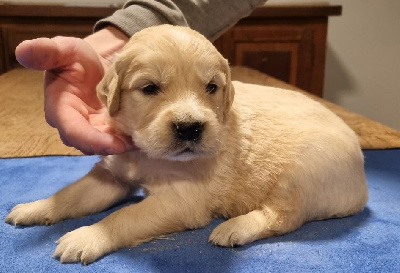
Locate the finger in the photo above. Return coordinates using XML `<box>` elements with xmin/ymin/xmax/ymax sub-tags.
<box><xmin>15</xmin><ymin>37</ymin><xmax>82</xmax><ymax>71</ymax></box>
<box><xmin>91</xmin><ymin>124</ymin><xmax>139</xmax><ymax>153</ymax></box>
<box><xmin>59</xmin><ymin>133</ymin><xmax>72</xmax><ymax>148</ymax></box>
<box><xmin>114</xmin><ymin>133</ymin><xmax>139</xmax><ymax>152</ymax></box>
<box><xmin>64</xmin><ymin>129</ymin><xmax>126</xmax><ymax>156</ymax></box>
<box><xmin>59</xmin><ymin>116</ymin><xmax>127</xmax><ymax>156</ymax></box>
<box><xmin>16</xmin><ymin>38</ymin><xmax>58</xmax><ymax>70</ymax></box>
<box><xmin>90</xmin><ymin>124</ymin><xmax>139</xmax><ymax>153</ymax></box>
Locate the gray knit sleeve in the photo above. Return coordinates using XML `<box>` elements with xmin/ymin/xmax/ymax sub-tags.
<box><xmin>94</xmin><ymin>0</ymin><xmax>266</xmax><ymax>41</ymax></box>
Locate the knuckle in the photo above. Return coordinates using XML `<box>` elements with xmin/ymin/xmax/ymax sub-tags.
<box><xmin>44</xmin><ymin>112</ymin><xmax>56</xmax><ymax>128</ymax></box>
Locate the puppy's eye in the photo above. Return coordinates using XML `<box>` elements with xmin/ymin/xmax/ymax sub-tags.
<box><xmin>206</xmin><ymin>83</ymin><xmax>218</xmax><ymax>94</ymax></box>
<box><xmin>142</xmin><ymin>84</ymin><xmax>160</xmax><ymax>95</ymax></box>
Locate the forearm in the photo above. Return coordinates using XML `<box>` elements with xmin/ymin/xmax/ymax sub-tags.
<box><xmin>95</xmin><ymin>0</ymin><xmax>267</xmax><ymax>41</ymax></box>
<box><xmin>179</xmin><ymin>0</ymin><xmax>267</xmax><ymax>41</ymax></box>
<box><xmin>94</xmin><ymin>0</ymin><xmax>186</xmax><ymax>40</ymax></box>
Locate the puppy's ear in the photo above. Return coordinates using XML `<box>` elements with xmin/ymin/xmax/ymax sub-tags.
<box><xmin>223</xmin><ymin>63</ymin><xmax>235</xmax><ymax>121</ymax></box>
<box><xmin>97</xmin><ymin>64</ymin><xmax>121</xmax><ymax>116</ymax></box>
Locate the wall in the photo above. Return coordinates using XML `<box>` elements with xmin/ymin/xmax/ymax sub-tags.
<box><xmin>267</xmin><ymin>0</ymin><xmax>400</xmax><ymax>130</ymax></box>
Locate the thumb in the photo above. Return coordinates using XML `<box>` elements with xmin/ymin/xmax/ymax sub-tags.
<box><xmin>15</xmin><ymin>37</ymin><xmax>79</xmax><ymax>71</ymax></box>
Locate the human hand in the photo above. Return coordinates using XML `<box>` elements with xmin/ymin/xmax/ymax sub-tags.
<box><xmin>16</xmin><ymin>33</ymin><xmax>133</xmax><ymax>155</ymax></box>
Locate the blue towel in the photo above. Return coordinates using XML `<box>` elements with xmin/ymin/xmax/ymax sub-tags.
<box><xmin>1</xmin><ymin>150</ymin><xmax>399</xmax><ymax>272</ymax></box>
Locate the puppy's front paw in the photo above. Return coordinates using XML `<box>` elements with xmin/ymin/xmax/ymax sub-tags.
<box><xmin>209</xmin><ymin>216</ymin><xmax>263</xmax><ymax>247</ymax></box>
<box><xmin>54</xmin><ymin>225</ymin><xmax>114</xmax><ymax>265</ymax></box>
<box><xmin>5</xmin><ymin>199</ymin><xmax>58</xmax><ymax>226</ymax></box>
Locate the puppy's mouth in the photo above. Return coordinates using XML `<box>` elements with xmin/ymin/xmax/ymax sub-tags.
<box><xmin>177</xmin><ymin>147</ymin><xmax>195</xmax><ymax>155</ymax></box>
<box><xmin>169</xmin><ymin>144</ymin><xmax>201</xmax><ymax>161</ymax></box>
<box><xmin>131</xmin><ymin>120</ymin><xmax>219</xmax><ymax>162</ymax></box>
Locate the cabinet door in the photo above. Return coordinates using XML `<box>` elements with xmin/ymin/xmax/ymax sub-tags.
<box><xmin>236</xmin><ymin>42</ymin><xmax>299</xmax><ymax>86</ymax></box>
<box><xmin>215</xmin><ymin>22</ymin><xmax>327</xmax><ymax>97</ymax></box>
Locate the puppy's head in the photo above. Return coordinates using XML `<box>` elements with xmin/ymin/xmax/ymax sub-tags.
<box><xmin>97</xmin><ymin>25</ymin><xmax>234</xmax><ymax>161</ymax></box>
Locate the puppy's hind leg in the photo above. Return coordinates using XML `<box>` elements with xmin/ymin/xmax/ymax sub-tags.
<box><xmin>209</xmin><ymin>206</ymin><xmax>303</xmax><ymax>247</ymax></box>
<box><xmin>5</xmin><ymin>162</ymin><xmax>133</xmax><ymax>226</ymax></box>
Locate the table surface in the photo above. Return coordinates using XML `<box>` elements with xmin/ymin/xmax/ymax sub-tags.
<box><xmin>1</xmin><ymin>68</ymin><xmax>400</xmax><ymax>158</ymax></box>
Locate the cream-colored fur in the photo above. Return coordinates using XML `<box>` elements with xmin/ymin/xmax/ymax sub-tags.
<box><xmin>6</xmin><ymin>25</ymin><xmax>368</xmax><ymax>265</ymax></box>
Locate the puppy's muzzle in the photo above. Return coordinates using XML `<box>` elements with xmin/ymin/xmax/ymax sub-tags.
<box><xmin>173</xmin><ymin>122</ymin><xmax>204</xmax><ymax>143</ymax></box>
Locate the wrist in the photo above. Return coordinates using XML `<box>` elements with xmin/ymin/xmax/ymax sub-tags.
<box><xmin>84</xmin><ymin>26</ymin><xmax>129</xmax><ymax>65</ymax></box>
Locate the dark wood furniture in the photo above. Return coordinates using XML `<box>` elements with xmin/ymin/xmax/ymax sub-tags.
<box><xmin>214</xmin><ymin>4</ymin><xmax>341</xmax><ymax>96</ymax></box>
<box><xmin>0</xmin><ymin>3</ymin><xmax>341</xmax><ymax>96</ymax></box>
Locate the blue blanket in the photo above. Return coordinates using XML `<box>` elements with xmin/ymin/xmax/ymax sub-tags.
<box><xmin>1</xmin><ymin>150</ymin><xmax>399</xmax><ymax>272</ymax></box>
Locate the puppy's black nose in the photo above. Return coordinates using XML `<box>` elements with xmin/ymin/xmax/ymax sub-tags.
<box><xmin>174</xmin><ymin>122</ymin><xmax>204</xmax><ymax>142</ymax></box>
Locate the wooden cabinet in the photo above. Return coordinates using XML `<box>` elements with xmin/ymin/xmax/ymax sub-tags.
<box><xmin>0</xmin><ymin>4</ymin><xmax>341</xmax><ymax>96</ymax></box>
<box><xmin>214</xmin><ymin>4</ymin><xmax>341</xmax><ymax>96</ymax></box>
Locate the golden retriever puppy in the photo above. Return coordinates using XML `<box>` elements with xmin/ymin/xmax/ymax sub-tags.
<box><xmin>6</xmin><ymin>25</ymin><xmax>368</xmax><ymax>265</ymax></box>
